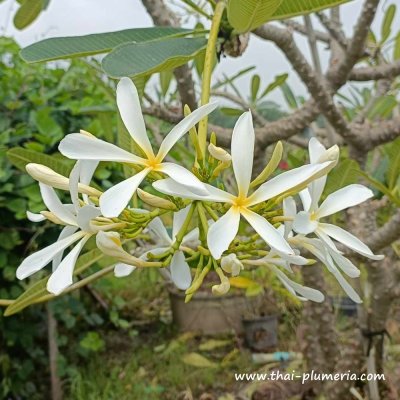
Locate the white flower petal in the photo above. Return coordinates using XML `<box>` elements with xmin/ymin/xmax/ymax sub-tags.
<box><xmin>52</xmin><ymin>225</ymin><xmax>79</xmax><ymax>271</ymax></box>
<box><xmin>241</xmin><ymin>209</ymin><xmax>294</xmax><ymax>255</ymax></box>
<box><xmin>292</xmin><ymin>211</ymin><xmax>318</xmax><ymax>235</ymax></box>
<box><xmin>114</xmin><ymin>263</ymin><xmax>137</xmax><ymax>277</ymax></box>
<box><xmin>99</xmin><ymin>168</ymin><xmax>150</xmax><ymax>218</ymax></box>
<box><xmin>207</xmin><ymin>207</ymin><xmax>240</xmax><ymax>259</ymax></box>
<box><xmin>27</xmin><ymin>211</ymin><xmax>46</xmax><ymax>222</ymax></box>
<box><xmin>231</xmin><ymin>111</ymin><xmax>254</xmax><ymax>197</ymax></box>
<box><xmin>270</xmin><ymin>265</ymin><xmax>324</xmax><ymax>302</ymax></box>
<box><xmin>59</xmin><ymin>133</ymin><xmax>146</xmax><ymax>164</ymax></box>
<box><xmin>153</xmin><ymin>178</ymin><xmax>233</xmax><ymax>203</ymax></box>
<box><xmin>308</xmin><ymin>137</ymin><xmax>326</xmax><ymax>163</ymax></box>
<box><xmin>147</xmin><ymin>217</ymin><xmax>172</xmax><ymax>245</ymax></box>
<box><xmin>299</xmin><ymin>189</ymin><xmax>312</xmax><ymax>212</ymax></box>
<box><xmin>158</xmin><ymin>163</ymin><xmax>208</xmax><ymax>196</ymax></box>
<box><xmin>318</xmin><ymin>223</ymin><xmax>384</xmax><ymax>260</ymax></box>
<box><xmin>170</xmin><ymin>251</ymin><xmax>192</xmax><ymax>290</ymax></box>
<box><xmin>16</xmin><ymin>231</ymin><xmax>85</xmax><ymax>279</ymax></box>
<box><xmin>249</xmin><ymin>162</ymin><xmax>332</xmax><ymax>206</ymax></box>
<box><xmin>172</xmin><ymin>205</ymin><xmax>191</xmax><ymax>239</ymax></box>
<box><xmin>39</xmin><ymin>183</ymin><xmax>77</xmax><ymax>226</ymax></box>
<box><xmin>117</xmin><ymin>77</ymin><xmax>154</xmax><ymax>158</ymax></box>
<box><xmin>330</xmin><ymin>269</ymin><xmax>362</xmax><ymax>303</ymax></box>
<box><xmin>157</xmin><ymin>102</ymin><xmax>218</xmax><ymax>160</ymax></box>
<box><xmin>316</xmin><ymin>184</ymin><xmax>373</xmax><ymax>218</ymax></box>
<box><xmin>77</xmin><ymin>205</ymin><xmax>102</xmax><ymax>232</ymax></box>
<box><xmin>47</xmin><ymin>235</ymin><xmax>90</xmax><ymax>295</ymax></box>
<box><xmin>326</xmin><ymin>247</ymin><xmax>360</xmax><ymax>278</ymax></box>
<box><xmin>69</xmin><ymin>161</ymin><xmax>81</xmax><ymax>211</ymax></box>
<box><xmin>283</xmin><ymin>196</ymin><xmax>296</xmax><ymax>237</ymax></box>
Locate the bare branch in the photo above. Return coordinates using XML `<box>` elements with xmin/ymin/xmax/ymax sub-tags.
<box><xmin>316</xmin><ymin>12</ymin><xmax>348</xmax><ymax>50</ymax></box>
<box><xmin>254</xmin><ymin>25</ymin><xmax>352</xmax><ymax>138</ymax></box>
<box><xmin>349</xmin><ymin>60</ymin><xmax>400</xmax><ymax>81</ymax></box>
<box><xmin>365</xmin><ymin>209</ymin><xmax>400</xmax><ymax>252</ymax></box>
<box><xmin>280</xmin><ymin>20</ymin><xmax>330</xmax><ymax>43</ymax></box>
<box><xmin>327</xmin><ymin>0</ymin><xmax>380</xmax><ymax>89</ymax></box>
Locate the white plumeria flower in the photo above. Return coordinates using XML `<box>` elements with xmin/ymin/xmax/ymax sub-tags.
<box><xmin>17</xmin><ymin>161</ymin><xmax>106</xmax><ymax>295</ymax></box>
<box><xmin>144</xmin><ymin>206</ymin><xmax>199</xmax><ymax>290</ymax></box>
<box><xmin>59</xmin><ymin>77</ymin><xmax>218</xmax><ymax>218</ymax></box>
<box><xmin>245</xmin><ymin>228</ymin><xmax>324</xmax><ymax>302</ymax></box>
<box><xmin>283</xmin><ymin>195</ymin><xmax>362</xmax><ymax>303</ymax></box>
<box><xmin>154</xmin><ymin>111</ymin><xmax>337</xmax><ymax>259</ymax></box>
<box><xmin>292</xmin><ymin>138</ymin><xmax>383</xmax><ymax>261</ymax></box>
<box><xmin>221</xmin><ymin>254</ymin><xmax>243</xmax><ymax>276</ymax></box>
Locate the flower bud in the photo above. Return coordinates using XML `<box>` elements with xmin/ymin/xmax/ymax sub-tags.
<box><xmin>96</xmin><ymin>231</ymin><xmax>142</xmax><ymax>267</ymax></box>
<box><xmin>208</xmin><ymin>143</ymin><xmax>232</xmax><ymax>163</ymax></box>
<box><xmin>26</xmin><ymin>163</ymin><xmax>101</xmax><ymax>197</ymax></box>
<box><xmin>41</xmin><ymin>211</ymin><xmax>65</xmax><ymax>225</ymax></box>
<box><xmin>212</xmin><ymin>275</ymin><xmax>230</xmax><ymax>296</ymax></box>
<box><xmin>221</xmin><ymin>253</ymin><xmax>243</xmax><ymax>276</ymax></box>
<box><xmin>137</xmin><ymin>188</ymin><xmax>177</xmax><ymax>210</ymax></box>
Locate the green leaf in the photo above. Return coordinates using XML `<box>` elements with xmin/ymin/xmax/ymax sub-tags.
<box><xmin>381</xmin><ymin>4</ymin><xmax>396</xmax><ymax>43</ymax></box>
<box><xmin>259</xmin><ymin>73</ymin><xmax>288</xmax><ymax>99</ymax></box>
<box><xmin>220</xmin><ymin>107</ymin><xmax>244</xmax><ymax>116</ymax></box>
<box><xmin>227</xmin><ymin>0</ymin><xmax>282</xmax><ymax>33</ymax></box>
<box><xmin>213</xmin><ymin>66</ymin><xmax>256</xmax><ymax>90</ymax></box>
<box><xmin>385</xmin><ymin>137</ymin><xmax>400</xmax><ymax>190</ymax></box>
<box><xmin>102</xmin><ymin>37</ymin><xmax>207</xmax><ymax>79</ymax></box>
<box><xmin>20</xmin><ymin>27</ymin><xmax>191</xmax><ymax>63</ymax></box>
<box><xmin>324</xmin><ymin>159</ymin><xmax>360</xmax><ymax>196</ymax></box>
<box><xmin>181</xmin><ymin>352</ymin><xmax>218</xmax><ymax>368</ymax></box>
<box><xmin>13</xmin><ymin>0</ymin><xmax>43</xmax><ymax>30</ymax></box>
<box><xmin>367</xmin><ymin>95</ymin><xmax>397</xmax><ymax>120</ymax></box>
<box><xmin>250</xmin><ymin>74</ymin><xmax>260</xmax><ymax>103</ymax></box>
<box><xmin>4</xmin><ymin>249</ymin><xmax>110</xmax><ymax>316</ymax></box>
<box><xmin>280</xmin><ymin>82</ymin><xmax>298</xmax><ymax>109</ymax></box>
<box><xmin>160</xmin><ymin>69</ymin><xmax>174</xmax><ymax>97</ymax></box>
<box><xmin>394</xmin><ymin>32</ymin><xmax>400</xmax><ymax>60</ymax></box>
<box><xmin>357</xmin><ymin>170</ymin><xmax>400</xmax><ymax>206</ymax></box>
<box><xmin>227</xmin><ymin>0</ymin><xmax>353</xmax><ymax>32</ymax></box>
<box><xmin>7</xmin><ymin>147</ymin><xmax>72</xmax><ymax>176</ymax></box>
<box><xmin>269</xmin><ymin>0</ymin><xmax>353</xmax><ymax>21</ymax></box>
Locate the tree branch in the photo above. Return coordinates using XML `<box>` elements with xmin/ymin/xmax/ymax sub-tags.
<box><xmin>316</xmin><ymin>11</ymin><xmax>348</xmax><ymax>50</ymax></box>
<box><xmin>254</xmin><ymin>25</ymin><xmax>352</xmax><ymax>138</ymax></box>
<box><xmin>327</xmin><ymin>0</ymin><xmax>380</xmax><ymax>88</ymax></box>
<box><xmin>365</xmin><ymin>209</ymin><xmax>400</xmax><ymax>252</ymax></box>
<box><xmin>349</xmin><ymin>60</ymin><xmax>400</xmax><ymax>81</ymax></box>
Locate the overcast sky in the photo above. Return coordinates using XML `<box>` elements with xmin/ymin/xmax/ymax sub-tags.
<box><xmin>0</xmin><ymin>0</ymin><xmax>398</xmax><ymax>106</ymax></box>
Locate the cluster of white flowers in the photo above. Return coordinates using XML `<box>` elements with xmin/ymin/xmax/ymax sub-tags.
<box><xmin>16</xmin><ymin>78</ymin><xmax>383</xmax><ymax>302</ymax></box>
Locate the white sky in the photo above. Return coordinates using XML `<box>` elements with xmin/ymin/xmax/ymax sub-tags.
<box><xmin>0</xmin><ymin>0</ymin><xmax>398</xmax><ymax>106</ymax></box>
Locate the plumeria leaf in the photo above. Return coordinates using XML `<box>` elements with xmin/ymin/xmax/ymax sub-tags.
<box><xmin>182</xmin><ymin>352</ymin><xmax>218</xmax><ymax>368</ymax></box>
<box><xmin>4</xmin><ymin>249</ymin><xmax>112</xmax><ymax>316</ymax></box>
<box><xmin>324</xmin><ymin>159</ymin><xmax>360</xmax><ymax>196</ymax></box>
<box><xmin>20</xmin><ymin>27</ymin><xmax>192</xmax><ymax>62</ymax></box>
<box><xmin>7</xmin><ymin>147</ymin><xmax>73</xmax><ymax>176</ymax></box>
<box><xmin>227</xmin><ymin>0</ymin><xmax>352</xmax><ymax>33</ymax></box>
<box><xmin>357</xmin><ymin>170</ymin><xmax>400</xmax><ymax>206</ymax></box>
<box><xmin>13</xmin><ymin>0</ymin><xmax>44</xmax><ymax>30</ymax></box>
<box><xmin>102</xmin><ymin>37</ymin><xmax>207</xmax><ymax>78</ymax></box>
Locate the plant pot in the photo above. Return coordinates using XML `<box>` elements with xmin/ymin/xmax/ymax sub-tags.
<box><xmin>330</xmin><ymin>296</ymin><xmax>358</xmax><ymax>317</ymax></box>
<box><xmin>242</xmin><ymin>315</ymin><xmax>278</xmax><ymax>351</ymax></box>
<box><xmin>169</xmin><ymin>289</ymin><xmax>254</xmax><ymax>335</ymax></box>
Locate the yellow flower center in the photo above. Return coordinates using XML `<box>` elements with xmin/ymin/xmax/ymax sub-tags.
<box><xmin>232</xmin><ymin>196</ymin><xmax>250</xmax><ymax>210</ymax></box>
<box><xmin>144</xmin><ymin>156</ymin><xmax>162</xmax><ymax>170</ymax></box>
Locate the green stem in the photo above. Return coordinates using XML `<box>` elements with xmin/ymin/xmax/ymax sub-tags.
<box><xmin>197</xmin><ymin>1</ymin><xmax>226</xmax><ymax>156</ymax></box>
<box><xmin>0</xmin><ymin>299</ymin><xmax>13</xmax><ymax>307</ymax></box>
<box><xmin>172</xmin><ymin>203</ymin><xmax>196</xmax><ymax>250</ymax></box>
